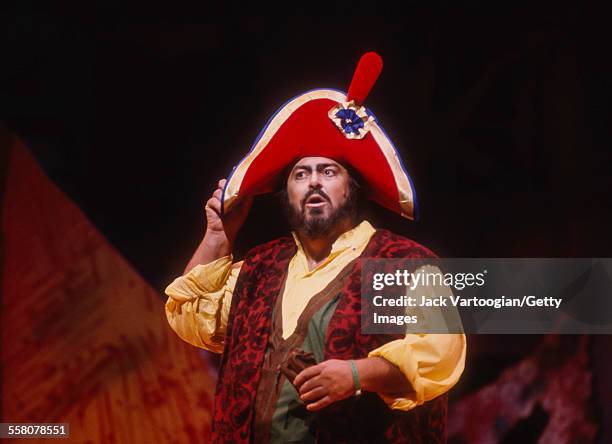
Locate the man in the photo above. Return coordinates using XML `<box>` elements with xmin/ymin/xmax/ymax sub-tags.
<box><xmin>165</xmin><ymin>53</ymin><xmax>466</xmax><ymax>443</ymax></box>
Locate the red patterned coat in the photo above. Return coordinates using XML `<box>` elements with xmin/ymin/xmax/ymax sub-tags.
<box><xmin>210</xmin><ymin>229</ymin><xmax>448</xmax><ymax>443</ymax></box>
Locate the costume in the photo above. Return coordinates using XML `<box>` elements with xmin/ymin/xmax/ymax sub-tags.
<box><xmin>211</xmin><ymin>228</ymin><xmax>451</xmax><ymax>444</ymax></box>
<box><xmin>165</xmin><ymin>53</ymin><xmax>466</xmax><ymax>443</ymax></box>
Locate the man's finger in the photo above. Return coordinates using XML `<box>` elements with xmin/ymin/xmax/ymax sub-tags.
<box><xmin>213</xmin><ymin>189</ymin><xmax>222</xmax><ymax>200</ymax></box>
<box><xmin>293</xmin><ymin>364</ymin><xmax>322</xmax><ymax>388</ymax></box>
<box><xmin>298</xmin><ymin>376</ymin><xmax>322</xmax><ymax>396</ymax></box>
<box><xmin>300</xmin><ymin>385</ymin><xmax>326</xmax><ymax>402</ymax></box>
<box><xmin>218</xmin><ymin>179</ymin><xmax>227</xmax><ymax>188</ymax></box>
<box><xmin>306</xmin><ymin>395</ymin><xmax>333</xmax><ymax>412</ymax></box>
<box><xmin>206</xmin><ymin>197</ymin><xmax>221</xmax><ymax>214</ymax></box>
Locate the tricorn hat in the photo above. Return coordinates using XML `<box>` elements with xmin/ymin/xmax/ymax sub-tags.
<box><xmin>222</xmin><ymin>52</ymin><xmax>418</xmax><ymax>220</ymax></box>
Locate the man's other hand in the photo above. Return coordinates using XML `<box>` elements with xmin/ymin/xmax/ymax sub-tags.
<box><xmin>293</xmin><ymin>359</ymin><xmax>355</xmax><ymax>411</ymax></box>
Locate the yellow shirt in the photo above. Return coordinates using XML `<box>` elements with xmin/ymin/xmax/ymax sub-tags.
<box><xmin>165</xmin><ymin>220</ymin><xmax>466</xmax><ymax>411</ymax></box>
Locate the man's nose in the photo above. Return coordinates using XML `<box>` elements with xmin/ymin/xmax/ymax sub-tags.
<box><xmin>308</xmin><ymin>171</ymin><xmax>322</xmax><ymax>188</ymax></box>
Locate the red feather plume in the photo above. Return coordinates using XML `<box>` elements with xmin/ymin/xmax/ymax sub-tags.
<box><xmin>346</xmin><ymin>52</ymin><xmax>383</xmax><ymax>105</ymax></box>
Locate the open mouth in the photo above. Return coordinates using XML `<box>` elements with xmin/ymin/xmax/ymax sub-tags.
<box><xmin>304</xmin><ymin>194</ymin><xmax>328</xmax><ymax>208</ymax></box>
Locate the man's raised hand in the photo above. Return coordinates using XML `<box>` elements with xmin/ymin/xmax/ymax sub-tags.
<box><xmin>183</xmin><ymin>179</ymin><xmax>253</xmax><ymax>273</ymax></box>
<box><xmin>204</xmin><ymin>179</ymin><xmax>253</xmax><ymax>245</ymax></box>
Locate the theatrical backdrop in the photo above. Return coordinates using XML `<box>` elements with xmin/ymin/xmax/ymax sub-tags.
<box><xmin>2</xmin><ymin>4</ymin><xmax>611</xmax><ymax>443</ymax></box>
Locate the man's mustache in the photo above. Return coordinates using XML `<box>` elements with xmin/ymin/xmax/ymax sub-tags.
<box><xmin>300</xmin><ymin>189</ymin><xmax>331</xmax><ymax>209</ymax></box>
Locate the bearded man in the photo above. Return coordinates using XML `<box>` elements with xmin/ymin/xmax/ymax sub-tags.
<box><xmin>165</xmin><ymin>53</ymin><xmax>466</xmax><ymax>443</ymax></box>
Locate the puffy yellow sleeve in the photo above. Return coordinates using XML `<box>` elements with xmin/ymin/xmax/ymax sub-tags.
<box><xmin>368</xmin><ymin>264</ymin><xmax>466</xmax><ymax>411</ymax></box>
<box><xmin>368</xmin><ymin>333</ymin><xmax>466</xmax><ymax>411</ymax></box>
<box><xmin>164</xmin><ymin>256</ymin><xmax>243</xmax><ymax>353</ymax></box>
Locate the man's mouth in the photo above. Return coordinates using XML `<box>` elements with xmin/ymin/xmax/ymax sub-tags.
<box><xmin>304</xmin><ymin>194</ymin><xmax>328</xmax><ymax>208</ymax></box>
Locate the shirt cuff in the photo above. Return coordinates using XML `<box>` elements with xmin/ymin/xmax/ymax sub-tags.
<box><xmin>368</xmin><ymin>334</ymin><xmax>466</xmax><ymax>411</ymax></box>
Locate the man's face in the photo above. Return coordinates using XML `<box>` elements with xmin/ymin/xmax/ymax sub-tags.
<box><xmin>284</xmin><ymin>156</ymin><xmax>354</xmax><ymax>237</ymax></box>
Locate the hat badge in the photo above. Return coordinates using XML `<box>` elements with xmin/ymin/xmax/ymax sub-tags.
<box><xmin>328</xmin><ymin>101</ymin><xmax>374</xmax><ymax>140</ymax></box>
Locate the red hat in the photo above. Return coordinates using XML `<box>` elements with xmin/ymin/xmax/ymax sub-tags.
<box><xmin>222</xmin><ymin>52</ymin><xmax>418</xmax><ymax>220</ymax></box>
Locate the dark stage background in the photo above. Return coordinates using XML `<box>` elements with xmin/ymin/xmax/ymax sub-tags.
<box><xmin>2</xmin><ymin>3</ymin><xmax>611</xmax><ymax>443</ymax></box>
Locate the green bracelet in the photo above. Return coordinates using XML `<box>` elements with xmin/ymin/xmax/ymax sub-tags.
<box><xmin>349</xmin><ymin>360</ymin><xmax>362</xmax><ymax>397</ymax></box>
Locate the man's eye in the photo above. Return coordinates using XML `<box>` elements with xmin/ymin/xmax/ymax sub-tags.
<box><xmin>323</xmin><ymin>169</ymin><xmax>335</xmax><ymax>176</ymax></box>
<box><xmin>295</xmin><ymin>171</ymin><xmax>306</xmax><ymax>179</ymax></box>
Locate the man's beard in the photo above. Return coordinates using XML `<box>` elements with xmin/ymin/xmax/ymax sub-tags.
<box><xmin>281</xmin><ymin>188</ymin><xmax>359</xmax><ymax>238</ymax></box>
